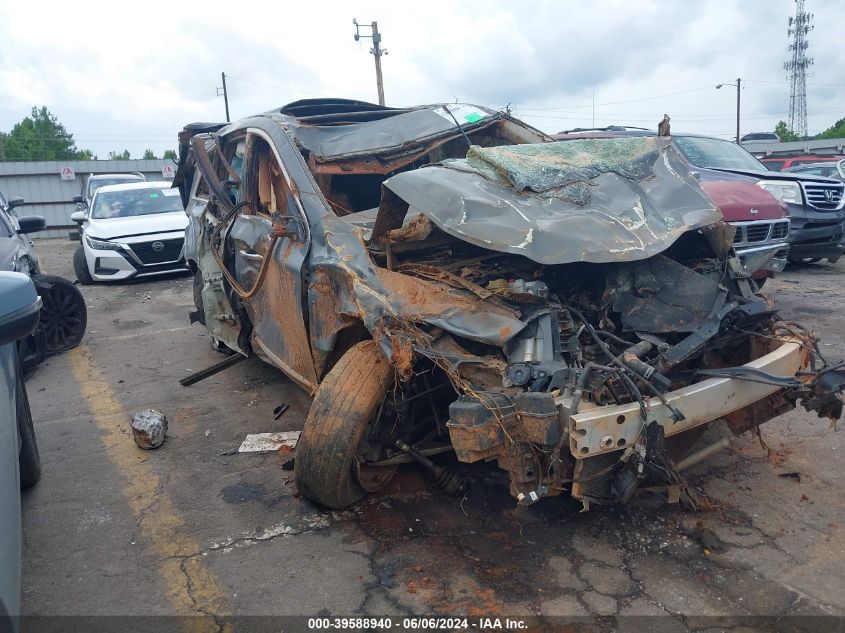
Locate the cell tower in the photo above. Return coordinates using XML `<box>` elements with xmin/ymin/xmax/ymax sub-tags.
<box><xmin>784</xmin><ymin>0</ymin><xmax>813</xmax><ymax>138</ymax></box>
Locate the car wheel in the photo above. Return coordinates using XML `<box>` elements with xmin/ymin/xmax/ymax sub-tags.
<box><xmin>295</xmin><ymin>340</ymin><xmax>398</xmax><ymax>509</ymax></box>
<box><xmin>73</xmin><ymin>246</ymin><xmax>94</xmax><ymax>285</ymax></box>
<box><xmin>34</xmin><ymin>275</ymin><xmax>87</xmax><ymax>353</ymax></box>
<box><xmin>16</xmin><ymin>356</ymin><xmax>41</xmax><ymax>488</ymax></box>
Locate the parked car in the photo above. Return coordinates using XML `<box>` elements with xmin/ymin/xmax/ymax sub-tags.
<box><xmin>174</xmin><ymin>99</ymin><xmax>844</xmax><ymax>511</ymax></box>
<box><xmin>71</xmin><ymin>172</ymin><xmax>147</xmax><ymax>241</ymax></box>
<box><xmin>740</xmin><ymin>132</ymin><xmax>780</xmax><ymax>143</ymax></box>
<box><xmin>0</xmin><ymin>190</ymin><xmax>87</xmax><ymax>365</ymax></box>
<box><xmin>674</xmin><ymin>138</ymin><xmax>844</xmax><ymax>264</ymax></box>
<box><xmin>554</xmin><ymin>129</ymin><xmax>790</xmax><ymax>281</ymax></box>
<box><xmin>71</xmin><ymin>181</ymin><xmax>189</xmax><ymax>284</ymax></box>
<box><xmin>785</xmin><ymin>159</ymin><xmax>845</xmax><ymax>181</ymax></box>
<box><xmin>0</xmin><ymin>271</ymin><xmax>42</xmax><ymax>625</ymax></box>
<box><xmin>556</xmin><ymin>130</ymin><xmax>845</xmax><ymax>265</ymax></box>
<box><xmin>760</xmin><ymin>155</ymin><xmax>844</xmax><ymax>171</ymax></box>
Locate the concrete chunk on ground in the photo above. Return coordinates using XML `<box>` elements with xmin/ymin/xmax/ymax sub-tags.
<box><xmin>129</xmin><ymin>409</ymin><xmax>168</xmax><ymax>449</ymax></box>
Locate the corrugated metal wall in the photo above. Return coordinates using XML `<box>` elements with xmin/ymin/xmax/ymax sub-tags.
<box><xmin>0</xmin><ymin>160</ymin><xmax>176</xmax><ymax>238</ymax></box>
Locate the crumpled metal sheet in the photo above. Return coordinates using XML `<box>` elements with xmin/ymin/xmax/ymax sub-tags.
<box><xmin>314</xmin><ymin>218</ymin><xmax>528</xmax><ymax>355</ymax></box>
<box><xmin>383</xmin><ymin>138</ymin><xmax>722</xmax><ymax>265</ymax></box>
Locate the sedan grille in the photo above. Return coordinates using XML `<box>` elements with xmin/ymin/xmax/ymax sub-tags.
<box><xmin>129</xmin><ymin>238</ymin><xmax>184</xmax><ymax>265</ymax></box>
<box><xmin>803</xmin><ymin>183</ymin><xmax>845</xmax><ymax>210</ymax></box>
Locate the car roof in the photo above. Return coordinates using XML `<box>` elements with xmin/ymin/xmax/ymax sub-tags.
<box><xmin>196</xmin><ymin>98</ymin><xmax>547</xmax><ymax>161</ymax></box>
<box><xmin>787</xmin><ymin>162</ymin><xmax>838</xmax><ymax>168</ymax></box>
<box><xmin>93</xmin><ymin>181</ymin><xmax>173</xmax><ymax>195</ymax></box>
<box><xmin>88</xmin><ymin>173</ymin><xmax>146</xmax><ymax>181</ymax></box>
<box><xmin>552</xmin><ymin>129</ymin><xmax>732</xmax><ymax>142</ymax></box>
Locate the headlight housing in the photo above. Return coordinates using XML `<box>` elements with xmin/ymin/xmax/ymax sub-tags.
<box><xmin>86</xmin><ymin>236</ymin><xmax>119</xmax><ymax>251</ymax></box>
<box><xmin>757</xmin><ymin>180</ymin><xmax>802</xmax><ymax>205</ymax></box>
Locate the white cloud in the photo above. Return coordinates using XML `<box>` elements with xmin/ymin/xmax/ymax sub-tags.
<box><xmin>0</xmin><ymin>0</ymin><xmax>842</xmax><ymax>158</ymax></box>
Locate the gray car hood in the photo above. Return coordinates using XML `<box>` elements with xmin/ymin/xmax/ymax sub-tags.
<box><xmin>383</xmin><ymin>137</ymin><xmax>722</xmax><ymax>265</ymax></box>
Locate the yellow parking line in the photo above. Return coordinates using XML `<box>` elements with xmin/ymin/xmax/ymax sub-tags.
<box><xmin>68</xmin><ymin>345</ymin><xmax>229</xmax><ymax>627</ymax></box>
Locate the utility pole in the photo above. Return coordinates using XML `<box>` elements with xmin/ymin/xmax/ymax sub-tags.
<box><xmin>353</xmin><ymin>19</ymin><xmax>387</xmax><ymax>106</ymax></box>
<box><xmin>785</xmin><ymin>0</ymin><xmax>813</xmax><ymax>138</ymax></box>
<box><xmin>217</xmin><ymin>72</ymin><xmax>230</xmax><ymax>122</ymax></box>
<box><xmin>716</xmin><ymin>78</ymin><xmax>741</xmax><ymax>143</ymax></box>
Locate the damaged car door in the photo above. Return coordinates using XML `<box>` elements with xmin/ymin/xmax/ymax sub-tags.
<box><xmin>229</xmin><ymin>130</ymin><xmax>318</xmax><ymax>391</ymax></box>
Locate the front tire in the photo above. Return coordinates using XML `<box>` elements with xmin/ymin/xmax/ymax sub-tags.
<box><xmin>34</xmin><ymin>275</ymin><xmax>87</xmax><ymax>353</ymax></box>
<box><xmin>295</xmin><ymin>340</ymin><xmax>395</xmax><ymax>509</ymax></box>
<box><xmin>73</xmin><ymin>246</ymin><xmax>94</xmax><ymax>285</ymax></box>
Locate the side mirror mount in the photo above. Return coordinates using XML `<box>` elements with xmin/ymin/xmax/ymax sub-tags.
<box><xmin>72</xmin><ymin>195</ymin><xmax>85</xmax><ymax>204</ymax></box>
<box><xmin>16</xmin><ymin>216</ymin><xmax>47</xmax><ymax>234</ymax></box>
<box><xmin>7</xmin><ymin>197</ymin><xmax>24</xmax><ymax>211</ymax></box>
<box><xmin>70</xmin><ymin>211</ymin><xmax>87</xmax><ymax>224</ymax></box>
<box><xmin>271</xmin><ymin>214</ymin><xmax>306</xmax><ymax>243</ymax></box>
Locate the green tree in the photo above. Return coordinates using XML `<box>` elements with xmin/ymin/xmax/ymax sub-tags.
<box><xmin>2</xmin><ymin>106</ymin><xmax>94</xmax><ymax>161</ymax></box>
<box><xmin>162</xmin><ymin>149</ymin><xmax>177</xmax><ymax>160</ymax></box>
<box><xmin>774</xmin><ymin>120</ymin><xmax>799</xmax><ymax>142</ymax></box>
<box><xmin>142</xmin><ymin>149</ymin><xmax>157</xmax><ymax>160</ymax></box>
<box><xmin>109</xmin><ymin>149</ymin><xmax>131</xmax><ymax>160</ymax></box>
<box><xmin>815</xmin><ymin>116</ymin><xmax>845</xmax><ymax>140</ymax></box>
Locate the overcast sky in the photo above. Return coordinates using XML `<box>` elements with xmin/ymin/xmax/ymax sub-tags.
<box><xmin>1</xmin><ymin>0</ymin><xmax>843</xmax><ymax>159</ymax></box>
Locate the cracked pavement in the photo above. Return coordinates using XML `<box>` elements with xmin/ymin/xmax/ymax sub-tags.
<box><xmin>20</xmin><ymin>239</ymin><xmax>845</xmax><ymax>626</ymax></box>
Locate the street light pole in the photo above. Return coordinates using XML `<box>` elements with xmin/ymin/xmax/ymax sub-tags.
<box><xmin>716</xmin><ymin>78</ymin><xmax>741</xmax><ymax>143</ymax></box>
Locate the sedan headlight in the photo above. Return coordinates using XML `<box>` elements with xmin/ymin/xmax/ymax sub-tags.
<box><xmin>86</xmin><ymin>236</ymin><xmax>119</xmax><ymax>251</ymax></box>
<box><xmin>757</xmin><ymin>180</ymin><xmax>802</xmax><ymax>205</ymax></box>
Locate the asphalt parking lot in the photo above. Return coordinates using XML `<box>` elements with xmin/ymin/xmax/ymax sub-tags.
<box><xmin>20</xmin><ymin>238</ymin><xmax>845</xmax><ymax>627</ymax></box>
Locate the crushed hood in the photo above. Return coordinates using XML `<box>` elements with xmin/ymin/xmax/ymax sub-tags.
<box><xmin>383</xmin><ymin>137</ymin><xmax>722</xmax><ymax>265</ymax></box>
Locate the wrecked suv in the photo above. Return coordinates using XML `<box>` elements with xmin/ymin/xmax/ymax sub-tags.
<box><xmin>175</xmin><ymin>99</ymin><xmax>844</xmax><ymax>511</ymax></box>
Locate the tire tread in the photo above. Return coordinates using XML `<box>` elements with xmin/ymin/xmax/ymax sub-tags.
<box><xmin>294</xmin><ymin>340</ymin><xmax>392</xmax><ymax>509</ymax></box>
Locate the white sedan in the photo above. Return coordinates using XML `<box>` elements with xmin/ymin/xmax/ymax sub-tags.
<box><xmin>71</xmin><ymin>182</ymin><xmax>189</xmax><ymax>283</ymax></box>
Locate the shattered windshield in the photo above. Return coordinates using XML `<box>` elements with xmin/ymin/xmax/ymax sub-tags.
<box><xmin>462</xmin><ymin>137</ymin><xmax>660</xmax><ymax>204</ymax></box>
<box><xmin>675</xmin><ymin>136</ymin><xmax>766</xmax><ymax>171</ymax></box>
<box><xmin>92</xmin><ymin>187</ymin><xmax>184</xmax><ymax>219</ymax></box>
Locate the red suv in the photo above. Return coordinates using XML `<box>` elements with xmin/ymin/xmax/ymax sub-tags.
<box><xmin>761</xmin><ymin>155</ymin><xmax>844</xmax><ymax>171</ymax></box>
<box><xmin>554</xmin><ymin>131</ymin><xmax>790</xmax><ymax>281</ymax></box>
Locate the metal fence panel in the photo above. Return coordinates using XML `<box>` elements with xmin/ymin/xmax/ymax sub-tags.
<box><xmin>0</xmin><ymin>159</ymin><xmax>176</xmax><ymax>238</ymax></box>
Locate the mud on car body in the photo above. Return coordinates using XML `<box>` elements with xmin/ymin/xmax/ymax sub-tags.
<box><xmin>175</xmin><ymin>99</ymin><xmax>845</xmax><ymax>510</ymax></box>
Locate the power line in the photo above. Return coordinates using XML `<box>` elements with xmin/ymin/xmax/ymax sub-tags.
<box><xmin>745</xmin><ymin>78</ymin><xmax>845</xmax><ymax>86</ymax></box>
<box><xmin>518</xmin><ymin>85</ymin><xmax>714</xmax><ymax>112</ymax></box>
<box><xmin>224</xmin><ymin>75</ymin><xmax>326</xmax><ymax>98</ymax></box>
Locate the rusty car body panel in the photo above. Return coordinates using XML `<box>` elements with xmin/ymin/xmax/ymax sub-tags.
<box><xmin>175</xmin><ymin>99</ymin><xmax>844</xmax><ymax>509</ymax></box>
